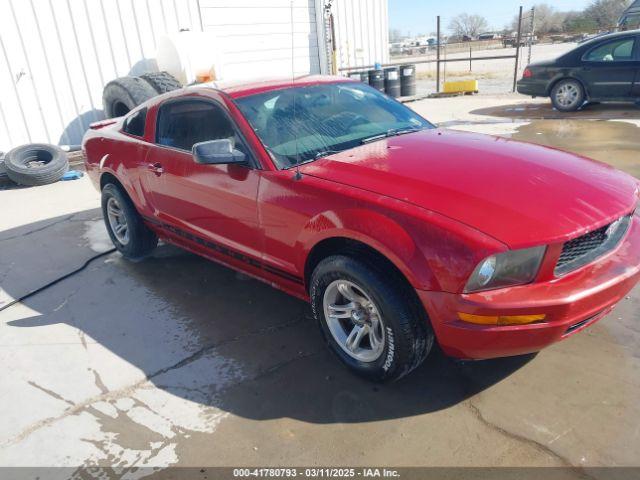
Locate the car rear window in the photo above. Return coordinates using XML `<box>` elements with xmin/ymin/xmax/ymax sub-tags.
<box><xmin>122</xmin><ymin>108</ymin><xmax>147</xmax><ymax>137</ymax></box>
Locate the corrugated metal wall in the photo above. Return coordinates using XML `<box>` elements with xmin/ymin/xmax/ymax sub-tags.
<box><xmin>0</xmin><ymin>0</ymin><xmax>201</xmax><ymax>151</ymax></box>
<box><xmin>331</xmin><ymin>0</ymin><xmax>389</xmax><ymax>71</ymax></box>
<box><xmin>200</xmin><ymin>0</ymin><xmax>325</xmax><ymax>80</ymax></box>
<box><xmin>0</xmin><ymin>0</ymin><xmax>388</xmax><ymax>153</ymax></box>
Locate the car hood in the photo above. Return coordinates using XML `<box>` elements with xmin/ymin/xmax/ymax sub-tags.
<box><xmin>300</xmin><ymin>129</ymin><xmax>638</xmax><ymax>247</ymax></box>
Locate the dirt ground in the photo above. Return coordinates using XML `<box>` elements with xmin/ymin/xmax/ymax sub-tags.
<box><xmin>1</xmin><ymin>93</ymin><xmax>640</xmax><ymax>477</ymax></box>
<box><xmin>404</xmin><ymin>42</ymin><xmax>578</xmax><ymax>94</ymax></box>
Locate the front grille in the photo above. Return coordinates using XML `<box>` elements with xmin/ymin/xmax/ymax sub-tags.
<box><xmin>555</xmin><ymin>214</ymin><xmax>632</xmax><ymax>276</ymax></box>
<box><xmin>558</xmin><ymin>224</ymin><xmax>609</xmax><ymax>266</ymax></box>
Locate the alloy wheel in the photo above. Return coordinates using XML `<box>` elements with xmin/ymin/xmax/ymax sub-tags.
<box><xmin>555</xmin><ymin>82</ymin><xmax>580</xmax><ymax>109</ymax></box>
<box><xmin>323</xmin><ymin>279</ymin><xmax>386</xmax><ymax>362</ymax></box>
<box><xmin>106</xmin><ymin>196</ymin><xmax>130</xmax><ymax>245</ymax></box>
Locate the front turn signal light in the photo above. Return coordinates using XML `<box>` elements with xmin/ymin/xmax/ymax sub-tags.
<box><xmin>458</xmin><ymin>312</ymin><xmax>546</xmax><ymax>326</ymax></box>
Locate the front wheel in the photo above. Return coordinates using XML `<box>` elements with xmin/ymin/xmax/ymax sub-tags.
<box><xmin>550</xmin><ymin>79</ymin><xmax>584</xmax><ymax>112</ymax></box>
<box><xmin>101</xmin><ymin>183</ymin><xmax>158</xmax><ymax>259</ymax></box>
<box><xmin>310</xmin><ymin>255</ymin><xmax>433</xmax><ymax>382</ymax></box>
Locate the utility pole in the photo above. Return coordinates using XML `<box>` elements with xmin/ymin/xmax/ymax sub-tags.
<box><xmin>512</xmin><ymin>6</ymin><xmax>523</xmax><ymax>92</ymax></box>
<box><xmin>436</xmin><ymin>16</ymin><xmax>441</xmax><ymax>93</ymax></box>
<box><xmin>528</xmin><ymin>6</ymin><xmax>535</xmax><ymax>67</ymax></box>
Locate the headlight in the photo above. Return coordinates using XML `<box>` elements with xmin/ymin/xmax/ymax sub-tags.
<box><xmin>464</xmin><ymin>246</ymin><xmax>546</xmax><ymax>293</ymax></box>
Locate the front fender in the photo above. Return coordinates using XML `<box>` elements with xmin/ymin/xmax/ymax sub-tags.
<box><xmin>296</xmin><ymin>208</ymin><xmax>437</xmax><ymax>290</ymax></box>
<box><xmin>296</xmin><ymin>203</ymin><xmax>506</xmax><ymax>293</ymax></box>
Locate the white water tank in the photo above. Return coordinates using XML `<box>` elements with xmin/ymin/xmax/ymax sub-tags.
<box><xmin>156</xmin><ymin>31</ymin><xmax>225</xmax><ymax>85</ymax></box>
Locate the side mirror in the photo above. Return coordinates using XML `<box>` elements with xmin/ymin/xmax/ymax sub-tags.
<box><xmin>192</xmin><ymin>139</ymin><xmax>246</xmax><ymax>165</ymax></box>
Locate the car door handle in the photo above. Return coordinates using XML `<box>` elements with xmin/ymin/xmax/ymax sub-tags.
<box><xmin>148</xmin><ymin>162</ymin><xmax>163</xmax><ymax>175</ymax></box>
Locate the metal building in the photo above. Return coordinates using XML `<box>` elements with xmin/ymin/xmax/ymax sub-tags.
<box><xmin>0</xmin><ymin>0</ymin><xmax>388</xmax><ymax>151</ymax></box>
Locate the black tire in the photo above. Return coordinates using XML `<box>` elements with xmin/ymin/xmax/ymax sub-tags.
<box><xmin>4</xmin><ymin>143</ymin><xmax>68</xmax><ymax>186</ymax></box>
<box><xmin>140</xmin><ymin>71</ymin><xmax>182</xmax><ymax>94</ymax></box>
<box><xmin>0</xmin><ymin>152</ymin><xmax>6</xmax><ymax>178</ymax></box>
<box><xmin>310</xmin><ymin>255</ymin><xmax>433</xmax><ymax>382</ymax></box>
<box><xmin>550</xmin><ymin>79</ymin><xmax>585</xmax><ymax>112</ymax></box>
<box><xmin>102</xmin><ymin>76</ymin><xmax>158</xmax><ymax>118</ymax></box>
<box><xmin>101</xmin><ymin>183</ymin><xmax>158</xmax><ymax>259</ymax></box>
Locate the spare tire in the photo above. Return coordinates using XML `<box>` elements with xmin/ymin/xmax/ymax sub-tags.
<box><xmin>4</xmin><ymin>143</ymin><xmax>68</xmax><ymax>186</ymax></box>
<box><xmin>103</xmin><ymin>76</ymin><xmax>157</xmax><ymax>118</ymax></box>
<box><xmin>140</xmin><ymin>71</ymin><xmax>182</xmax><ymax>94</ymax></box>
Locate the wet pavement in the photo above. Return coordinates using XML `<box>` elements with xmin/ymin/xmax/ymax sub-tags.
<box><xmin>470</xmin><ymin>101</ymin><xmax>640</xmax><ymax>121</ymax></box>
<box><xmin>1</xmin><ymin>96</ymin><xmax>640</xmax><ymax>474</ymax></box>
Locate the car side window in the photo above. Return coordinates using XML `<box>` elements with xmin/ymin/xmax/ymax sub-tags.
<box><xmin>584</xmin><ymin>38</ymin><xmax>635</xmax><ymax>62</ymax></box>
<box><xmin>122</xmin><ymin>108</ymin><xmax>147</xmax><ymax>137</ymax></box>
<box><xmin>155</xmin><ymin>100</ymin><xmax>248</xmax><ymax>157</ymax></box>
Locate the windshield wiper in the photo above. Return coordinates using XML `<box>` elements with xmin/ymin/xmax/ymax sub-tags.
<box><xmin>360</xmin><ymin>126</ymin><xmax>423</xmax><ymax>144</ymax></box>
<box><xmin>314</xmin><ymin>148</ymin><xmax>343</xmax><ymax>159</ymax></box>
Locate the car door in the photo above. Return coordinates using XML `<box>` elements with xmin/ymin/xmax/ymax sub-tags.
<box><xmin>633</xmin><ymin>38</ymin><xmax>640</xmax><ymax>97</ymax></box>
<box><xmin>581</xmin><ymin>36</ymin><xmax>638</xmax><ymax>99</ymax></box>
<box><xmin>143</xmin><ymin>96</ymin><xmax>263</xmax><ymax>261</ymax></box>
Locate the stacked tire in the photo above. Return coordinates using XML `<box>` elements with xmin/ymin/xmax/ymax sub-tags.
<box><xmin>102</xmin><ymin>71</ymin><xmax>182</xmax><ymax>118</ymax></box>
<box><xmin>0</xmin><ymin>151</ymin><xmax>7</xmax><ymax>182</ymax></box>
<box><xmin>3</xmin><ymin>144</ymin><xmax>68</xmax><ymax>186</ymax></box>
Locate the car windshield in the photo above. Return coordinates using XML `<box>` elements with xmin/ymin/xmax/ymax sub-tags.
<box><xmin>234</xmin><ymin>82</ymin><xmax>434</xmax><ymax>168</ymax></box>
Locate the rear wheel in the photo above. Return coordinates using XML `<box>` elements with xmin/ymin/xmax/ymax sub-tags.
<box><xmin>101</xmin><ymin>183</ymin><xmax>157</xmax><ymax>259</ymax></box>
<box><xmin>310</xmin><ymin>255</ymin><xmax>433</xmax><ymax>382</ymax></box>
<box><xmin>550</xmin><ymin>79</ymin><xmax>584</xmax><ymax>112</ymax></box>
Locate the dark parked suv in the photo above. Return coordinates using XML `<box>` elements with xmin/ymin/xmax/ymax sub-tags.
<box><xmin>517</xmin><ymin>30</ymin><xmax>640</xmax><ymax>111</ymax></box>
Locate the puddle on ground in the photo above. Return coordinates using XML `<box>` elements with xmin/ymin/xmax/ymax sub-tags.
<box><xmin>505</xmin><ymin>120</ymin><xmax>640</xmax><ymax>178</ymax></box>
<box><xmin>471</xmin><ymin>102</ymin><xmax>640</xmax><ymax>120</ymax></box>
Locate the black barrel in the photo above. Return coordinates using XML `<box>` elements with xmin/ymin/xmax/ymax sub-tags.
<box><xmin>383</xmin><ymin>67</ymin><xmax>401</xmax><ymax>97</ymax></box>
<box><xmin>400</xmin><ymin>64</ymin><xmax>416</xmax><ymax>97</ymax></box>
<box><xmin>368</xmin><ymin>69</ymin><xmax>384</xmax><ymax>92</ymax></box>
<box><xmin>348</xmin><ymin>71</ymin><xmax>367</xmax><ymax>83</ymax></box>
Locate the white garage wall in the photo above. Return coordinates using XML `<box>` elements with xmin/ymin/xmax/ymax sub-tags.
<box><xmin>0</xmin><ymin>0</ymin><xmax>388</xmax><ymax>152</ymax></box>
<box><xmin>0</xmin><ymin>0</ymin><xmax>200</xmax><ymax>151</ymax></box>
<box><xmin>331</xmin><ymin>0</ymin><xmax>389</xmax><ymax>72</ymax></box>
<box><xmin>199</xmin><ymin>0</ymin><xmax>323</xmax><ymax>80</ymax></box>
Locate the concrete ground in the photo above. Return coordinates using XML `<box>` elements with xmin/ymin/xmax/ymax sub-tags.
<box><xmin>397</xmin><ymin>41</ymin><xmax>579</xmax><ymax>95</ymax></box>
<box><xmin>1</xmin><ymin>94</ymin><xmax>640</xmax><ymax>476</ymax></box>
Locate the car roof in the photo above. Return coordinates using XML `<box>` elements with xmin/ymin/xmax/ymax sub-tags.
<box><xmin>580</xmin><ymin>29</ymin><xmax>640</xmax><ymax>47</ymax></box>
<box><xmin>200</xmin><ymin>75</ymin><xmax>357</xmax><ymax>99</ymax></box>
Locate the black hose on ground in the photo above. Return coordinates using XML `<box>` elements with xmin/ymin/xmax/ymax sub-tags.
<box><xmin>0</xmin><ymin>248</ymin><xmax>116</xmax><ymax>313</ymax></box>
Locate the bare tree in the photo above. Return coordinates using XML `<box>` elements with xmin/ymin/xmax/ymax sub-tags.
<box><xmin>583</xmin><ymin>0</ymin><xmax>631</xmax><ymax>28</ymax></box>
<box><xmin>448</xmin><ymin>14</ymin><xmax>489</xmax><ymax>38</ymax></box>
<box><xmin>511</xmin><ymin>4</ymin><xmax>566</xmax><ymax>34</ymax></box>
<box><xmin>534</xmin><ymin>4</ymin><xmax>567</xmax><ymax>33</ymax></box>
<box><xmin>563</xmin><ymin>11</ymin><xmax>599</xmax><ymax>32</ymax></box>
<box><xmin>389</xmin><ymin>28</ymin><xmax>403</xmax><ymax>42</ymax></box>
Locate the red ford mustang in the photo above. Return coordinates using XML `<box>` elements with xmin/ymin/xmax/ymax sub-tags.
<box><xmin>83</xmin><ymin>75</ymin><xmax>640</xmax><ymax>381</ymax></box>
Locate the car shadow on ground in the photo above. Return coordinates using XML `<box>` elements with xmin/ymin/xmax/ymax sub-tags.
<box><xmin>471</xmin><ymin>101</ymin><xmax>640</xmax><ymax>120</ymax></box>
<box><xmin>2</xmin><ymin>211</ymin><xmax>535</xmax><ymax>424</ymax></box>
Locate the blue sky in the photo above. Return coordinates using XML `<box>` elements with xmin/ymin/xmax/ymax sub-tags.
<box><xmin>389</xmin><ymin>0</ymin><xmax>593</xmax><ymax>35</ymax></box>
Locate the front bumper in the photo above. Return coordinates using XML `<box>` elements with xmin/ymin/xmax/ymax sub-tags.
<box><xmin>418</xmin><ymin>213</ymin><xmax>640</xmax><ymax>359</ymax></box>
<box><xmin>516</xmin><ymin>78</ymin><xmax>548</xmax><ymax>97</ymax></box>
